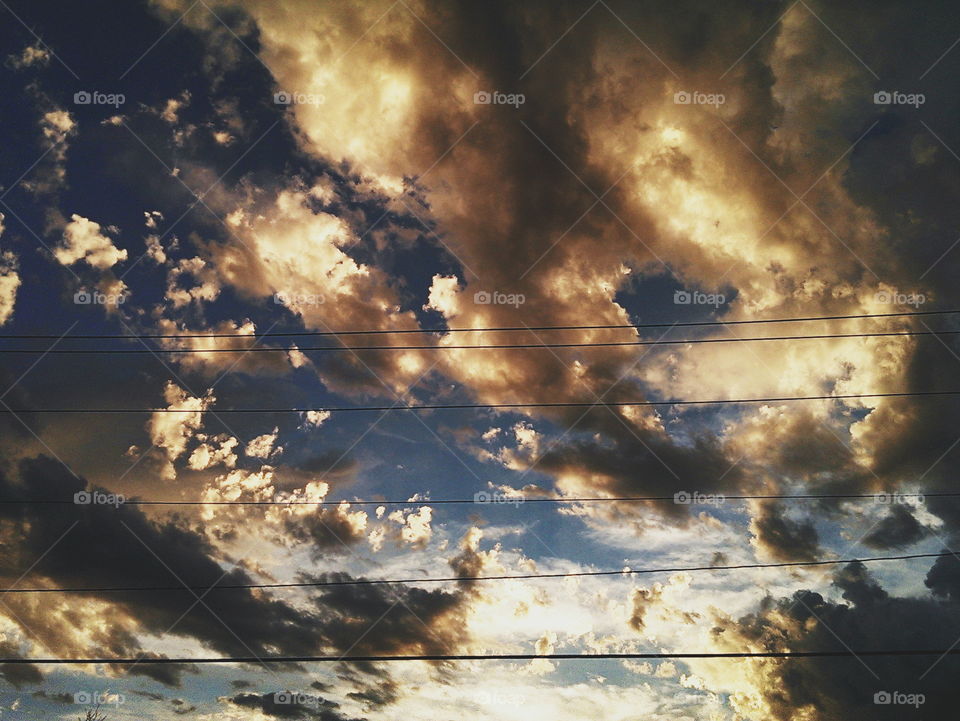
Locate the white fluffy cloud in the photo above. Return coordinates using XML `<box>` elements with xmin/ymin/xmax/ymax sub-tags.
<box><xmin>147</xmin><ymin>381</ymin><xmax>215</xmax><ymax>480</ymax></box>
<box><xmin>245</xmin><ymin>427</ymin><xmax>280</xmax><ymax>459</ymax></box>
<box><xmin>0</xmin><ymin>215</ymin><xmax>19</xmax><ymax>326</ymax></box>
<box><xmin>55</xmin><ymin>214</ymin><xmax>128</xmax><ymax>269</ymax></box>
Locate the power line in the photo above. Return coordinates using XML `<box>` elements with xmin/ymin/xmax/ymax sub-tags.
<box><xmin>0</xmin><ymin>551</ymin><xmax>948</xmax><ymax>595</ymax></box>
<box><xmin>1</xmin><ymin>328</ymin><xmax>958</xmax><ymax>353</ymax></box>
<box><xmin>0</xmin><ymin>491</ymin><xmax>943</xmax><ymax>506</ymax></box>
<box><xmin>8</xmin><ymin>389</ymin><xmax>960</xmax><ymax>413</ymax></box>
<box><xmin>6</xmin><ymin>649</ymin><xmax>960</xmax><ymax>664</ymax></box>
<box><xmin>0</xmin><ymin>308</ymin><xmax>955</xmax><ymax>340</ymax></box>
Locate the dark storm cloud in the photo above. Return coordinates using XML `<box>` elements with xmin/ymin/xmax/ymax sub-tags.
<box><xmin>834</xmin><ymin>561</ymin><xmax>888</xmax><ymax>607</ymax></box>
<box><xmin>924</xmin><ymin>549</ymin><xmax>960</xmax><ymax>602</ymax></box>
<box><xmin>228</xmin><ymin>691</ymin><xmax>365</xmax><ymax>720</ymax></box>
<box><xmin>534</xmin><ymin>404</ymin><xmax>744</xmax><ymax>511</ymax></box>
<box><xmin>862</xmin><ymin>504</ymin><xmax>928</xmax><ymax>549</ymax></box>
<box><xmin>284</xmin><ymin>507</ymin><xmax>368</xmax><ymax>553</ymax></box>
<box><xmin>310</xmin><ymin>575</ymin><xmax>466</xmax><ymax>659</ymax></box>
<box><xmin>31</xmin><ymin>690</ymin><xmax>75</xmax><ymax>703</ymax></box>
<box><xmin>0</xmin><ymin>640</ymin><xmax>42</xmax><ymax>688</ymax></box>
<box><xmin>714</xmin><ymin>562</ymin><xmax>960</xmax><ymax>720</ymax></box>
<box><xmin>750</xmin><ymin>501</ymin><xmax>821</xmax><ymax>562</ymax></box>
<box><xmin>0</xmin><ymin>457</ymin><xmax>327</xmax><ymax>662</ymax></box>
<box><xmin>0</xmin><ymin>456</ymin><xmax>470</xmax><ymax>694</ymax></box>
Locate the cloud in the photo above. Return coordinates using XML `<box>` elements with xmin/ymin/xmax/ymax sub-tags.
<box><xmin>55</xmin><ymin>214</ymin><xmax>128</xmax><ymax>269</ymax></box>
<box><xmin>749</xmin><ymin>501</ymin><xmax>821</xmax><ymax>562</ymax></box>
<box><xmin>226</xmin><ymin>691</ymin><xmax>364</xmax><ymax>720</ymax></box>
<box><xmin>6</xmin><ymin>44</ymin><xmax>50</xmax><ymax>69</ymax></box>
<box><xmin>246</xmin><ymin>427</ymin><xmax>281</xmax><ymax>459</ymax></box>
<box><xmin>704</xmin><ymin>562</ymin><xmax>960</xmax><ymax>720</ymax></box>
<box><xmin>22</xmin><ymin>106</ymin><xmax>75</xmax><ymax>195</ymax></box>
<box><xmin>188</xmin><ymin>433</ymin><xmax>240</xmax><ymax>471</ymax></box>
<box><xmin>300</xmin><ymin>410</ymin><xmax>331</xmax><ymax>429</ymax></box>
<box><xmin>862</xmin><ymin>504</ymin><xmax>928</xmax><ymax>549</ymax></box>
<box><xmin>147</xmin><ymin>381</ymin><xmax>215</xmax><ymax>480</ymax></box>
<box><xmin>164</xmin><ymin>256</ymin><xmax>220</xmax><ymax>306</ymax></box>
<box><xmin>0</xmin><ymin>246</ymin><xmax>20</xmax><ymax>326</ymax></box>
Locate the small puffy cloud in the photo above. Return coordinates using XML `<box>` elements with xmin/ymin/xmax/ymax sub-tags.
<box><xmin>387</xmin><ymin>505</ymin><xmax>433</xmax><ymax>549</ymax></box>
<box><xmin>24</xmin><ymin>108</ymin><xmax>75</xmax><ymax>194</ymax></box>
<box><xmin>300</xmin><ymin>410</ymin><xmax>331</xmax><ymax>429</ymax></box>
<box><xmin>0</xmin><ymin>225</ymin><xmax>20</xmax><ymax>326</ymax></box>
<box><xmin>212</xmin><ymin>130</ymin><xmax>234</xmax><ymax>145</ymax></box>
<box><xmin>41</xmin><ymin>109</ymin><xmax>74</xmax><ymax>142</ymax></box>
<box><xmin>7</xmin><ymin>45</ymin><xmax>50</xmax><ymax>69</ymax></box>
<box><xmin>165</xmin><ymin>256</ymin><xmax>220</xmax><ymax>306</ymax></box>
<box><xmin>148</xmin><ymin>381</ymin><xmax>215</xmax><ymax>480</ymax></box>
<box><xmin>160</xmin><ymin>90</ymin><xmax>191</xmax><ymax>124</ymax></box>
<box><xmin>55</xmin><ymin>214</ymin><xmax>128</xmax><ymax>269</ymax></box>
<box><xmin>245</xmin><ymin>427</ymin><xmax>281</xmax><ymax>459</ymax></box>
<box><xmin>423</xmin><ymin>273</ymin><xmax>462</xmax><ymax>317</ymax></box>
<box><xmin>144</xmin><ymin>210</ymin><xmax>164</xmax><ymax>229</ymax></box>
<box><xmin>187</xmin><ymin>434</ymin><xmax>239</xmax><ymax>471</ymax></box>
<box><xmin>204</xmin><ymin>467</ymin><xmax>276</xmax><ymax>502</ymax></box>
<box><xmin>144</xmin><ymin>234</ymin><xmax>167</xmax><ymax>263</ymax></box>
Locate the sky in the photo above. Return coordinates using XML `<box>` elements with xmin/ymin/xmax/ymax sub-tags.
<box><xmin>0</xmin><ymin>0</ymin><xmax>960</xmax><ymax>719</ymax></box>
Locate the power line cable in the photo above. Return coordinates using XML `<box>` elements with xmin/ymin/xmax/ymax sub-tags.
<box><xmin>8</xmin><ymin>389</ymin><xmax>960</xmax><ymax>413</ymax></box>
<box><xmin>0</xmin><ymin>308</ymin><xmax>955</xmax><ymax>340</ymax></box>
<box><xmin>6</xmin><ymin>649</ymin><xmax>960</xmax><ymax>664</ymax></box>
<box><xmin>0</xmin><ymin>551</ymin><xmax>948</xmax><ymax>595</ymax></box>
<box><xmin>0</xmin><ymin>491</ymin><xmax>943</xmax><ymax>506</ymax></box>
<box><xmin>1</xmin><ymin>328</ymin><xmax>959</xmax><ymax>353</ymax></box>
